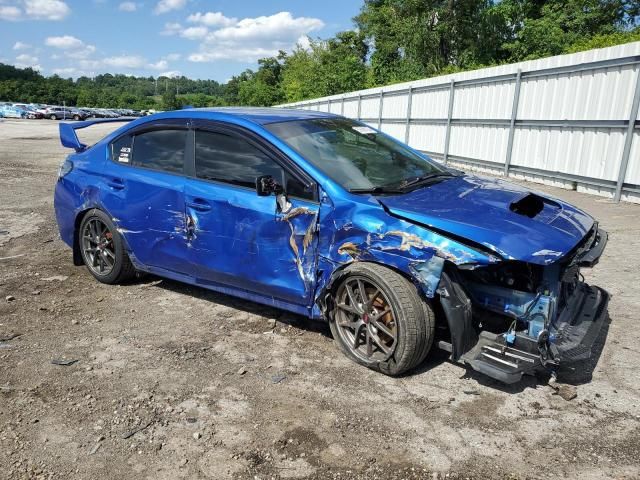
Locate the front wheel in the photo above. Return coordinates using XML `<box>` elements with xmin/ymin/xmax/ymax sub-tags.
<box><xmin>78</xmin><ymin>209</ymin><xmax>136</xmax><ymax>284</ymax></box>
<box><xmin>50</xmin><ymin>114</ymin><xmax>57</xmax><ymax>120</ymax></box>
<box><xmin>329</xmin><ymin>263</ymin><xmax>434</xmax><ymax>376</ymax></box>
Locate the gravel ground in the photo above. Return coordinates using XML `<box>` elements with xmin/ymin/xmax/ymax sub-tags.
<box><xmin>1</xmin><ymin>118</ymin><xmax>639</xmax><ymax>480</ymax></box>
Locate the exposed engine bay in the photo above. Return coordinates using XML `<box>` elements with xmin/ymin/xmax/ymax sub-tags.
<box><xmin>437</xmin><ymin>226</ymin><xmax>609</xmax><ymax>383</ymax></box>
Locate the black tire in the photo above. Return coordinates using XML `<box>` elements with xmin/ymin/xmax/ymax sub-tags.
<box><xmin>73</xmin><ymin>115</ymin><xmax>80</xmax><ymax>121</ymax></box>
<box><xmin>328</xmin><ymin>263</ymin><xmax>435</xmax><ymax>376</ymax></box>
<box><xmin>50</xmin><ymin>114</ymin><xmax>57</xmax><ymax>120</ymax></box>
<box><xmin>78</xmin><ymin>209</ymin><xmax>136</xmax><ymax>284</ymax></box>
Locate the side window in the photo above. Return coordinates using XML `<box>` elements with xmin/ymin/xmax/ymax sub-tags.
<box><xmin>195</xmin><ymin>130</ymin><xmax>283</xmax><ymax>188</ymax></box>
<box><xmin>131</xmin><ymin>129</ymin><xmax>186</xmax><ymax>174</ymax></box>
<box><xmin>285</xmin><ymin>172</ymin><xmax>315</xmax><ymax>201</ymax></box>
<box><xmin>111</xmin><ymin>134</ymin><xmax>133</xmax><ymax>163</ymax></box>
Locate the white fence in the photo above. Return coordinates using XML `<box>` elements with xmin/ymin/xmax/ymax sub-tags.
<box><xmin>281</xmin><ymin>42</ymin><xmax>640</xmax><ymax>204</ymax></box>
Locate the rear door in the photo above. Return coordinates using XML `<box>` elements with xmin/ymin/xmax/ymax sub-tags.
<box><xmin>184</xmin><ymin>122</ymin><xmax>320</xmax><ymax>307</ymax></box>
<box><xmin>100</xmin><ymin>119</ymin><xmax>191</xmax><ymax>274</ymax></box>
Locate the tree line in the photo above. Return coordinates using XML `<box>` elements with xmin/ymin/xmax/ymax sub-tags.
<box><xmin>2</xmin><ymin>0</ymin><xmax>638</xmax><ymax>110</ymax></box>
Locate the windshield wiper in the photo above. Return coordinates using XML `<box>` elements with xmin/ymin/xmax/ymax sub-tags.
<box><xmin>349</xmin><ymin>186</ymin><xmax>405</xmax><ymax>195</ymax></box>
<box><xmin>398</xmin><ymin>172</ymin><xmax>457</xmax><ymax>190</ymax></box>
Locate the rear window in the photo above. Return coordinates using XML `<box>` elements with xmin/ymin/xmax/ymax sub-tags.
<box><xmin>111</xmin><ymin>134</ymin><xmax>133</xmax><ymax>164</ymax></box>
<box><xmin>131</xmin><ymin>129</ymin><xmax>186</xmax><ymax>174</ymax></box>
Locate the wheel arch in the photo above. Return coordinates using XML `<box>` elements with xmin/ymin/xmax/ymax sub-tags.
<box><xmin>315</xmin><ymin>258</ymin><xmax>436</xmax><ymax>320</ymax></box>
<box><xmin>72</xmin><ymin>205</ymin><xmax>129</xmax><ymax>266</ymax></box>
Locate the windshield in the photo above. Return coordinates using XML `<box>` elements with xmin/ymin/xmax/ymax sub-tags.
<box><xmin>265</xmin><ymin>118</ymin><xmax>447</xmax><ymax>191</ymax></box>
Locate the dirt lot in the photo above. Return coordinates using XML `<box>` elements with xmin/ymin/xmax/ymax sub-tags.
<box><xmin>1</xmin><ymin>118</ymin><xmax>639</xmax><ymax>480</ymax></box>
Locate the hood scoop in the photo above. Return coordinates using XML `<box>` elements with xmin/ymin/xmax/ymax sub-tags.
<box><xmin>509</xmin><ymin>193</ymin><xmax>555</xmax><ymax>219</ymax></box>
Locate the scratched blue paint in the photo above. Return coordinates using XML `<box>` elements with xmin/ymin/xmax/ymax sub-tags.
<box><xmin>54</xmin><ymin>107</ymin><xmax>596</xmax><ymax>320</ymax></box>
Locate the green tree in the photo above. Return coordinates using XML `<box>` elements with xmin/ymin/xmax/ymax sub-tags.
<box><xmin>162</xmin><ymin>87</ymin><xmax>180</xmax><ymax>110</ymax></box>
<box><xmin>493</xmin><ymin>0</ymin><xmax>640</xmax><ymax>61</ymax></box>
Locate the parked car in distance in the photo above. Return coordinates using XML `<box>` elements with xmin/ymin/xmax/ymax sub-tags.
<box><xmin>13</xmin><ymin>103</ymin><xmax>44</xmax><ymax>119</ymax></box>
<box><xmin>0</xmin><ymin>104</ymin><xmax>29</xmax><ymax>118</ymax></box>
<box><xmin>41</xmin><ymin>106</ymin><xmax>69</xmax><ymax>120</ymax></box>
<box><xmin>68</xmin><ymin>108</ymin><xmax>89</xmax><ymax>121</ymax></box>
<box><xmin>54</xmin><ymin>108</ymin><xmax>609</xmax><ymax>384</ymax></box>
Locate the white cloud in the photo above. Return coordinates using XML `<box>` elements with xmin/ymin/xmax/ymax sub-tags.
<box><xmin>102</xmin><ymin>55</ymin><xmax>146</xmax><ymax>69</ymax></box>
<box><xmin>45</xmin><ymin>35</ymin><xmax>96</xmax><ymax>59</ymax></box>
<box><xmin>210</xmin><ymin>12</ymin><xmax>323</xmax><ymax>43</ymax></box>
<box><xmin>52</xmin><ymin>67</ymin><xmax>76</xmax><ymax>76</ymax></box>
<box><xmin>153</xmin><ymin>0</ymin><xmax>186</xmax><ymax>15</ymax></box>
<box><xmin>16</xmin><ymin>53</ymin><xmax>38</xmax><ymax>63</ymax></box>
<box><xmin>14</xmin><ymin>52</ymin><xmax>41</xmax><ymax>70</ymax></box>
<box><xmin>65</xmin><ymin>44</ymin><xmax>96</xmax><ymax>59</ymax></box>
<box><xmin>45</xmin><ymin>35</ymin><xmax>83</xmax><ymax>49</ymax></box>
<box><xmin>296</xmin><ymin>35</ymin><xmax>311</xmax><ymax>51</ymax></box>
<box><xmin>181</xmin><ymin>26</ymin><xmax>207</xmax><ymax>40</ymax></box>
<box><xmin>0</xmin><ymin>0</ymin><xmax>69</xmax><ymax>20</ymax></box>
<box><xmin>148</xmin><ymin>59</ymin><xmax>168</xmax><ymax>70</ymax></box>
<box><xmin>164</xmin><ymin>53</ymin><xmax>181</xmax><ymax>61</ymax></box>
<box><xmin>0</xmin><ymin>5</ymin><xmax>22</xmax><ymax>20</ymax></box>
<box><xmin>118</xmin><ymin>1</ymin><xmax>136</xmax><ymax>12</ymax></box>
<box><xmin>24</xmin><ymin>0</ymin><xmax>70</xmax><ymax>20</ymax></box>
<box><xmin>186</xmin><ymin>11</ymin><xmax>235</xmax><ymax>27</ymax></box>
<box><xmin>159</xmin><ymin>70</ymin><xmax>181</xmax><ymax>78</ymax></box>
<box><xmin>186</xmin><ymin>11</ymin><xmax>324</xmax><ymax>63</ymax></box>
<box><xmin>161</xmin><ymin>22</ymin><xmax>182</xmax><ymax>35</ymax></box>
<box><xmin>13</xmin><ymin>41</ymin><xmax>32</xmax><ymax>50</ymax></box>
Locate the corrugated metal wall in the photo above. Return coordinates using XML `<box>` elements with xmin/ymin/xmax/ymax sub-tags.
<box><xmin>281</xmin><ymin>42</ymin><xmax>640</xmax><ymax>203</ymax></box>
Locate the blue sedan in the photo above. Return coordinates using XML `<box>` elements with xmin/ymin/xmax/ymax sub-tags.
<box><xmin>54</xmin><ymin>108</ymin><xmax>608</xmax><ymax>383</ymax></box>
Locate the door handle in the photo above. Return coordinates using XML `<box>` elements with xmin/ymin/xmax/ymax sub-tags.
<box><xmin>186</xmin><ymin>198</ymin><xmax>212</xmax><ymax>212</ymax></box>
<box><xmin>107</xmin><ymin>178</ymin><xmax>125</xmax><ymax>190</ymax></box>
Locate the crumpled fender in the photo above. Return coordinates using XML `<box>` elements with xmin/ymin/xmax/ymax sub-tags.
<box><xmin>312</xmin><ymin>194</ymin><xmax>499</xmax><ymax>317</ymax></box>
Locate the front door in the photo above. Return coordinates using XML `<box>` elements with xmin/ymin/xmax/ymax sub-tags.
<box><xmin>184</xmin><ymin>126</ymin><xmax>319</xmax><ymax>307</ymax></box>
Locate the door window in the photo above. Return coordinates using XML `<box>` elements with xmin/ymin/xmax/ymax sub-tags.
<box><xmin>194</xmin><ymin>130</ymin><xmax>283</xmax><ymax>188</ymax></box>
<box><xmin>131</xmin><ymin>129</ymin><xmax>186</xmax><ymax>174</ymax></box>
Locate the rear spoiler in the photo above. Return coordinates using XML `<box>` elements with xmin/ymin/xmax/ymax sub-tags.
<box><xmin>59</xmin><ymin>117</ymin><xmax>136</xmax><ymax>152</ymax></box>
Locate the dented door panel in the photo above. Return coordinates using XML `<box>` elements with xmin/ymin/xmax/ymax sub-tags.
<box><xmin>184</xmin><ymin>178</ymin><xmax>319</xmax><ymax>306</ymax></box>
<box><xmin>100</xmin><ymin>163</ymin><xmax>189</xmax><ymax>274</ymax></box>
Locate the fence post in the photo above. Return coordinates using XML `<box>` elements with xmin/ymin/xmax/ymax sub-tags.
<box><xmin>405</xmin><ymin>86</ymin><xmax>413</xmax><ymax>144</ymax></box>
<box><xmin>504</xmin><ymin>69</ymin><xmax>523</xmax><ymax>177</ymax></box>
<box><xmin>614</xmin><ymin>66</ymin><xmax>640</xmax><ymax>202</ymax></box>
<box><xmin>377</xmin><ymin>90</ymin><xmax>384</xmax><ymax>130</ymax></box>
<box><xmin>341</xmin><ymin>96</ymin><xmax>345</xmax><ymax>116</ymax></box>
<box><xmin>357</xmin><ymin>94</ymin><xmax>362</xmax><ymax>121</ymax></box>
<box><xmin>327</xmin><ymin>98</ymin><xmax>332</xmax><ymax>114</ymax></box>
<box><xmin>443</xmin><ymin>79</ymin><xmax>455</xmax><ymax>163</ymax></box>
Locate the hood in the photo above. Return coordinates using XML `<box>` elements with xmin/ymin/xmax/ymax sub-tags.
<box><xmin>377</xmin><ymin>175</ymin><xmax>594</xmax><ymax>265</ymax></box>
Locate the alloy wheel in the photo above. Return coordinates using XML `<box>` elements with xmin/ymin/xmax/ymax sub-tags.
<box><xmin>81</xmin><ymin>217</ymin><xmax>116</xmax><ymax>276</ymax></box>
<box><xmin>335</xmin><ymin>276</ymin><xmax>398</xmax><ymax>362</ymax></box>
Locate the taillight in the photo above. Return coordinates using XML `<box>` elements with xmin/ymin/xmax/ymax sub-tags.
<box><xmin>58</xmin><ymin>157</ymin><xmax>74</xmax><ymax>179</ymax></box>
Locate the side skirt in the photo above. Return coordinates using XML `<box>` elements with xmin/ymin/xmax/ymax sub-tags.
<box><xmin>133</xmin><ymin>264</ymin><xmax>313</xmax><ymax>318</ymax></box>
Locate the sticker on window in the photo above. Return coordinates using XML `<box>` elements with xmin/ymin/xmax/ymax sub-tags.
<box><xmin>118</xmin><ymin>147</ymin><xmax>131</xmax><ymax>163</ymax></box>
<box><xmin>352</xmin><ymin>126</ymin><xmax>377</xmax><ymax>135</ymax></box>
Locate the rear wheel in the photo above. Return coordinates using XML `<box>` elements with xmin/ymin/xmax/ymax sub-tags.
<box><xmin>50</xmin><ymin>114</ymin><xmax>57</xmax><ymax>120</ymax></box>
<box><xmin>329</xmin><ymin>263</ymin><xmax>434</xmax><ymax>376</ymax></box>
<box><xmin>78</xmin><ymin>209</ymin><xmax>136</xmax><ymax>284</ymax></box>
<box><xmin>73</xmin><ymin>114</ymin><xmax>80</xmax><ymax>120</ymax></box>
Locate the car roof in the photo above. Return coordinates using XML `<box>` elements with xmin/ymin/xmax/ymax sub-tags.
<box><xmin>179</xmin><ymin>107</ymin><xmax>339</xmax><ymax>125</ymax></box>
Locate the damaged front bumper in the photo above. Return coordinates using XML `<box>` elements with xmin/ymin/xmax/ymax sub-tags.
<box><xmin>460</xmin><ymin>282</ymin><xmax>609</xmax><ymax>384</ymax></box>
<box><xmin>442</xmin><ymin>227</ymin><xmax>610</xmax><ymax>384</ymax></box>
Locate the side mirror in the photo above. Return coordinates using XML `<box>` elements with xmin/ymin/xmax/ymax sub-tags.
<box><xmin>256</xmin><ymin>175</ymin><xmax>283</xmax><ymax>196</ymax></box>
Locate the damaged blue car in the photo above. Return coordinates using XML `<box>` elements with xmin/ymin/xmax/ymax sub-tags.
<box><xmin>54</xmin><ymin>108</ymin><xmax>609</xmax><ymax>383</ymax></box>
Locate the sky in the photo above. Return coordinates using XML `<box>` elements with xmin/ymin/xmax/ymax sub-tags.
<box><xmin>0</xmin><ymin>0</ymin><xmax>363</xmax><ymax>82</ymax></box>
